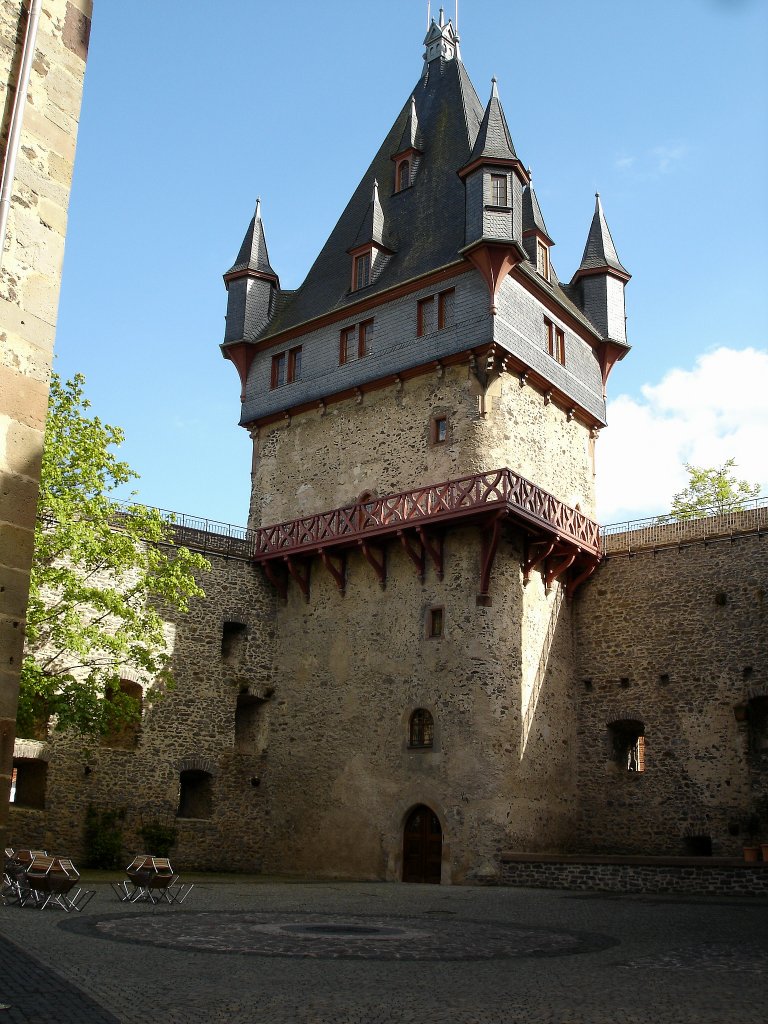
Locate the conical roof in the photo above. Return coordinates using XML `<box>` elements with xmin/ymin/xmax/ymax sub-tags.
<box><xmin>352</xmin><ymin>179</ymin><xmax>387</xmax><ymax>250</ymax></box>
<box><xmin>225</xmin><ymin>199</ymin><xmax>278</xmax><ymax>279</ymax></box>
<box><xmin>575</xmin><ymin>194</ymin><xmax>629</xmax><ymax>278</ymax></box>
<box><xmin>466</xmin><ymin>78</ymin><xmax>518</xmax><ymax>165</ymax></box>
<box><xmin>522</xmin><ymin>182</ymin><xmax>552</xmax><ymax>242</ymax></box>
<box><xmin>394</xmin><ymin>96</ymin><xmax>423</xmax><ymax>155</ymax></box>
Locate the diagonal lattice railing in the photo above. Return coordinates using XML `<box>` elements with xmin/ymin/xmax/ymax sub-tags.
<box><xmin>250</xmin><ymin>467</ymin><xmax>600</xmax><ymax>561</ymax></box>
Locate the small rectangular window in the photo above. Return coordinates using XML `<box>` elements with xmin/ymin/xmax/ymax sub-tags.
<box><xmin>438</xmin><ymin>289</ymin><xmax>455</xmax><ymax>330</ymax></box>
<box><xmin>428</xmin><ymin>607</ymin><xmax>444</xmax><ymax>638</ymax></box>
<box><xmin>536</xmin><ymin>240</ymin><xmax>550</xmax><ymax>280</ymax></box>
<box><xmin>417</xmin><ymin>295</ymin><xmax>435</xmax><ymax>337</ymax></box>
<box><xmin>271</xmin><ymin>352</ymin><xmax>286</xmax><ymax>389</ymax></box>
<box><xmin>431</xmin><ymin>415</ymin><xmax>448</xmax><ymax>445</ymax></box>
<box><xmin>491</xmin><ymin>174</ymin><xmax>508</xmax><ymax>207</ymax></box>
<box><xmin>359</xmin><ymin>319</ymin><xmax>374</xmax><ymax>358</ymax></box>
<box><xmin>544</xmin><ymin>318</ymin><xmax>565</xmax><ymax>365</ymax></box>
<box><xmin>354</xmin><ymin>251</ymin><xmax>371</xmax><ymax>290</ymax></box>
<box><xmin>340</xmin><ymin>326</ymin><xmax>356</xmax><ymax>364</ymax></box>
<box><xmin>288</xmin><ymin>346</ymin><xmax>302</xmax><ymax>382</ymax></box>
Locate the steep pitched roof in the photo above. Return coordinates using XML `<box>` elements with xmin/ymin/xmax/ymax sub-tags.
<box><xmin>225</xmin><ymin>199</ymin><xmax>277</xmax><ymax>279</ymax></box>
<box><xmin>522</xmin><ymin>182</ymin><xmax>552</xmax><ymax>242</ymax></box>
<box><xmin>575</xmin><ymin>194</ymin><xmax>629</xmax><ymax>279</ymax></box>
<box><xmin>259</xmin><ymin>57</ymin><xmax>485</xmax><ymax>340</ymax></box>
<box><xmin>467</xmin><ymin>78</ymin><xmax>518</xmax><ymax>164</ymax></box>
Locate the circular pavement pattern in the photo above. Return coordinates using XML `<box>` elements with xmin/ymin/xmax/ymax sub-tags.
<box><xmin>65</xmin><ymin>911</ymin><xmax>616</xmax><ymax>961</ymax></box>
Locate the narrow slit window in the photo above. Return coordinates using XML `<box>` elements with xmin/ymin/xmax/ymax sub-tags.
<box><xmin>438</xmin><ymin>289</ymin><xmax>455</xmax><ymax>330</ymax></box>
<box><xmin>431</xmin><ymin>415</ymin><xmax>448</xmax><ymax>445</ymax></box>
<box><xmin>271</xmin><ymin>352</ymin><xmax>286</xmax><ymax>389</ymax></box>
<box><xmin>417</xmin><ymin>295</ymin><xmax>435</xmax><ymax>337</ymax></box>
<box><xmin>288</xmin><ymin>346</ymin><xmax>302</xmax><ymax>382</ymax></box>
<box><xmin>427</xmin><ymin>606</ymin><xmax>444</xmax><ymax>638</ymax></box>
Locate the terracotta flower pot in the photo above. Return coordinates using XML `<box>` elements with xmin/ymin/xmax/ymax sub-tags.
<box><xmin>761</xmin><ymin>844</ymin><xmax>768</xmax><ymax>863</ymax></box>
<box><xmin>743</xmin><ymin>845</ymin><xmax>760</xmax><ymax>862</ymax></box>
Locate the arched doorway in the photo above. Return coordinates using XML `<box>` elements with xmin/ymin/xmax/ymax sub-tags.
<box><xmin>402</xmin><ymin>804</ymin><xmax>442</xmax><ymax>883</ymax></box>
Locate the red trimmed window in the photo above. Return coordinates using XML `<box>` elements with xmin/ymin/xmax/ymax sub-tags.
<box><xmin>271</xmin><ymin>347</ymin><xmax>302</xmax><ymax>388</ymax></box>
<box><xmin>544</xmin><ymin>318</ymin><xmax>565</xmax><ymax>365</ymax></box>
<box><xmin>339</xmin><ymin>320</ymin><xmax>374</xmax><ymax>364</ymax></box>
<box><xmin>431</xmin><ymin>415</ymin><xmax>448</xmax><ymax>445</ymax></box>
<box><xmin>438</xmin><ymin>288</ymin><xmax>455</xmax><ymax>330</ymax></box>
<box><xmin>396</xmin><ymin>159</ymin><xmax>411</xmax><ymax>192</ymax></box>
<box><xmin>491</xmin><ymin>173</ymin><xmax>508</xmax><ymax>207</ymax></box>
<box><xmin>353</xmin><ymin>251</ymin><xmax>371</xmax><ymax>291</ymax></box>
<box><xmin>417</xmin><ymin>295</ymin><xmax>435</xmax><ymax>337</ymax></box>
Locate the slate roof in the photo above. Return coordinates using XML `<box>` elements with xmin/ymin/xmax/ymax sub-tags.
<box><xmin>522</xmin><ymin>183</ymin><xmax>552</xmax><ymax>241</ymax></box>
<box><xmin>466</xmin><ymin>78</ymin><xmax>518</xmax><ymax>165</ymax></box>
<box><xmin>258</xmin><ymin>57</ymin><xmax>486</xmax><ymax>340</ymax></box>
<box><xmin>226</xmin><ymin>199</ymin><xmax>277</xmax><ymax>279</ymax></box>
<box><xmin>575</xmin><ymin>194</ymin><xmax>629</xmax><ymax>278</ymax></box>
<box><xmin>395</xmin><ymin>96</ymin><xmax>423</xmax><ymax>154</ymax></box>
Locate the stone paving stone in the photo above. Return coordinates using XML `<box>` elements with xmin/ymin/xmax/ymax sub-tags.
<box><xmin>0</xmin><ymin>881</ymin><xmax>766</xmax><ymax>1023</ymax></box>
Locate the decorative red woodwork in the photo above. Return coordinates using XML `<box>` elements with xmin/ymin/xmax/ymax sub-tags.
<box><xmin>284</xmin><ymin>556</ymin><xmax>311</xmax><ymax>602</ymax></box>
<box><xmin>523</xmin><ymin>539</ymin><xmax>555</xmax><ymax>584</ymax></box>
<box><xmin>462</xmin><ymin>241</ymin><xmax>524</xmax><ymax>314</ymax></box>
<box><xmin>360</xmin><ymin>541</ymin><xmax>386</xmax><ymax>588</ymax></box>
<box><xmin>478</xmin><ymin>512</ymin><xmax>504</xmax><ymax>602</ymax></box>
<box><xmin>251</xmin><ymin>467</ymin><xmax>601</xmax><ymax>600</ymax></box>
<box><xmin>399</xmin><ymin>530</ymin><xmax>425</xmax><ymax>581</ymax></box>
<box><xmin>319</xmin><ymin>550</ymin><xmax>346</xmax><ymax>594</ymax></box>
<box><xmin>222</xmin><ymin>341</ymin><xmax>257</xmax><ymax>402</ymax></box>
<box><xmin>417</xmin><ymin>528</ymin><xmax>444</xmax><ymax>581</ymax></box>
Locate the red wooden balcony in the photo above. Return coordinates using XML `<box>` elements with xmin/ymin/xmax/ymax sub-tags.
<box><xmin>251</xmin><ymin>467</ymin><xmax>601</xmax><ymax>602</ymax></box>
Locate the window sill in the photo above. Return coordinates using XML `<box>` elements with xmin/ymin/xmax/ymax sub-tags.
<box><xmin>484</xmin><ymin>204</ymin><xmax>513</xmax><ymax>213</ymax></box>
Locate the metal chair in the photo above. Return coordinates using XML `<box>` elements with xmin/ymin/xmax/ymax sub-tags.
<box><xmin>111</xmin><ymin>855</ymin><xmax>193</xmax><ymax>905</ymax></box>
<box><xmin>3</xmin><ymin>848</ymin><xmax>48</xmax><ymax>906</ymax></box>
<box><xmin>17</xmin><ymin>854</ymin><xmax>95</xmax><ymax>912</ymax></box>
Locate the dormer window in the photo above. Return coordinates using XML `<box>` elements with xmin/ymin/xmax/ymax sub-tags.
<box><xmin>353</xmin><ymin>251</ymin><xmax>371</xmax><ymax>291</ymax></box>
<box><xmin>536</xmin><ymin>240</ymin><xmax>550</xmax><ymax>281</ymax></box>
<box><xmin>396</xmin><ymin>160</ymin><xmax>411</xmax><ymax>192</ymax></box>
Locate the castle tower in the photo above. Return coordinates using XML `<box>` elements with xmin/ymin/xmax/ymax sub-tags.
<box><xmin>220</xmin><ymin>18</ymin><xmax>629</xmax><ymax>883</ymax></box>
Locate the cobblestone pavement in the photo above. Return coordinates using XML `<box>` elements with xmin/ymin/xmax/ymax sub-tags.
<box><xmin>0</xmin><ymin>880</ymin><xmax>767</xmax><ymax>1023</ymax></box>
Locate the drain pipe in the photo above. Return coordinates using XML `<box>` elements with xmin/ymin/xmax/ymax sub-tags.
<box><xmin>0</xmin><ymin>0</ymin><xmax>43</xmax><ymax>272</ymax></box>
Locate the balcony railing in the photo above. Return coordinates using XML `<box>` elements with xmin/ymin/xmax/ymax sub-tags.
<box><xmin>250</xmin><ymin>467</ymin><xmax>600</xmax><ymax>560</ymax></box>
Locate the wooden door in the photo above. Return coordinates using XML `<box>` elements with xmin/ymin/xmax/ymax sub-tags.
<box><xmin>402</xmin><ymin>805</ymin><xmax>442</xmax><ymax>883</ymax></box>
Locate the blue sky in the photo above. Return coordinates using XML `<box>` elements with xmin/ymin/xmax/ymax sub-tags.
<box><xmin>54</xmin><ymin>0</ymin><xmax>768</xmax><ymax>526</ymax></box>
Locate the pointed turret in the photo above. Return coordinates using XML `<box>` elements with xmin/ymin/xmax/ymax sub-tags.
<box><xmin>571</xmin><ymin>194</ymin><xmax>631</xmax><ymax>386</ymax></box>
<box><xmin>221</xmin><ymin>200</ymin><xmax>280</xmax><ymax>399</ymax></box>
<box><xmin>522</xmin><ymin>177</ymin><xmax>554</xmax><ymax>281</ymax></box>
<box><xmin>458</xmin><ymin>79</ymin><xmax>528</xmax><ymax>310</ymax></box>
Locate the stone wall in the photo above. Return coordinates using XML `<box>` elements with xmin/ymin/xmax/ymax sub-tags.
<box><xmin>8</xmin><ymin>553</ymin><xmax>276</xmax><ymax>871</ymax></box>
<box><xmin>0</xmin><ymin>0</ymin><xmax>92</xmax><ymax>847</ymax></box>
<box><xmin>574</xmin><ymin>528</ymin><xmax>768</xmax><ymax>858</ymax></box>
<box><xmin>251</xmin><ymin>362</ymin><xmax>595</xmax><ymax>528</ymax></box>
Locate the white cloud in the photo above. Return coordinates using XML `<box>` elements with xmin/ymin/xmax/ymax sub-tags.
<box><xmin>614</xmin><ymin>142</ymin><xmax>688</xmax><ymax>178</ymax></box>
<box><xmin>596</xmin><ymin>346</ymin><xmax>768</xmax><ymax>523</ymax></box>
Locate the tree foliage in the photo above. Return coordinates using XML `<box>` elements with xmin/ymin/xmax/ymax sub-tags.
<box><xmin>668</xmin><ymin>459</ymin><xmax>761</xmax><ymax>521</ymax></box>
<box><xmin>18</xmin><ymin>373</ymin><xmax>210</xmax><ymax>740</ymax></box>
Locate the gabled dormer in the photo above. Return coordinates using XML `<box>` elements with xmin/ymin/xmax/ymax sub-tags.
<box><xmin>522</xmin><ymin>177</ymin><xmax>555</xmax><ymax>283</ymax></box>
<box><xmin>391</xmin><ymin>97</ymin><xmax>423</xmax><ymax>193</ymax></box>
<box><xmin>422</xmin><ymin>7</ymin><xmax>460</xmax><ymax>70</ymax></box>
<box><xmin>348</xmin><ymin>179</ymin><xmax>394</xmax><ymax>292</ymax></box>
<box><xmin>571</xmin><ymin>193</ymin><xmax>631</xmax><ymax>387</ymax></box>
<box><xmin>221</xmin><ymin>199</ymin><xmax>280</xmax><ymax>399</ymax></box>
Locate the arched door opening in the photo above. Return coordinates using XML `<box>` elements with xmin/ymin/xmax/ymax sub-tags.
<box><xmin>402</xmin><ymin>804</ymin><xmax>442</xmax><ymax>883</ymax></box>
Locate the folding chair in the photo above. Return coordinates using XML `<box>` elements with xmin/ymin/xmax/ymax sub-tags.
<box><xmin>3</xmin><ymin>848</ymin><xmax>47</xmax><ymax>906</ymax></box>
<box><xmin>19</xmin><ymin>855</ymin><xmax>95</xmax><ymax>912</ymax></box>
<box><xmin>111</xmin><ymin>855</ymin><xmax>193</xmax><ymax>905</ymax></box>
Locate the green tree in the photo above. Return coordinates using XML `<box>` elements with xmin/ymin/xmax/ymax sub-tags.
<box><xmin>668</xmin><ymin>459</ymin><xmax>761</xmax><ymax>521</ymax></box>
<box><xmin>18</xmin><ymin>373</ymin><xmax>210</xmax><ymax>739</ymax></box>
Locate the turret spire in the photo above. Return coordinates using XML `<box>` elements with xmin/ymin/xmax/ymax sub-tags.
<box><xmin>575</xmin><ymin>193</ymin><xmax>629</xmax><ymax>279</ymax></box>
<box><xmin>467</xmin><ymin>78</ymin><xmax>519</xmax><ymax>165</ymax></box>
<box><xmin>225</xmin><ymin>198</ymin><xmax>278</xmax><ymax>279</ymax></box>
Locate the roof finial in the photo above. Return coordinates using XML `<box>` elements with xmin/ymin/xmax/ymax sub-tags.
<box><xmin>255</xmin><ymin>196</ymin><xmax>262</xmax><ymax>220</ymax></box>
<box><xmin>439</xmin><ymin>6</ymin><xmax>445</xmax><ymax>27</ymax></box>
<box><xmin>491</xmin><ymin>76</ymin><xmax>499</xmax><ymax>99</ymax></box>
<box><xmin>455</xmin><ymin>0</ymin><xmax>459</xmax><ymax>32</ymax></box>
<box><xmin>427</xmin><ymin>0</ymin><xmax>431</xmax><ymax>29</ymax></box>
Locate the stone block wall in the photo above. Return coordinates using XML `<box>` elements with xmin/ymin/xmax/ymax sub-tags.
<box><xmin>0</xmin><ymin>0</ymin><xmax>92</xmax><ymax>847</ymax></box>
<box><xmin>8</xmin><ymin>553</ymin><xmax>276</xmax><ymax>871</ymax></box>
<box><xmin>574</xmin><ymin>529</ymin><xmax>768</xmax><ymax>858</ymax></box>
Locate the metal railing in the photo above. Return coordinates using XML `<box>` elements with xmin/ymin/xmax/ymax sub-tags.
<box><xmin>602</xmin><ymin>496</ymin><xmax>768</xmax><ymax>555</ymax></box>
<box><xmin>109</xmin><ymin>501</ymin><xmax>255</xmax><ymax>560</ymax></box>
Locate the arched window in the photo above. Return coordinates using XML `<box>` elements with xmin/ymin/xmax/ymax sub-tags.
<box><xmin>397</xmin><ymin>160</ymin><xmax>410</xmax><ymax>192</ymax></box>
<box><xmin>409</xmin><ymin>708</ymin><xmax>434</xmax><ymax>748</ymax></box>
<box><xmin>608</xmin><ymin>719</ymin><xmax>645</xmax><ymax>772</ymax></box>
<box><xmin>177</xmin><ymin>769</ymin><xmax>213</xmax><ymax>819</ymax></box>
